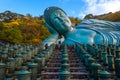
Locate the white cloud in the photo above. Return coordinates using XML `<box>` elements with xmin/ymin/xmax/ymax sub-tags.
<box><xmin>79</xmin><ymin>0</ymin><xmax>120</xmax><ymax>18</ymax></box>
<box><xmin>78</xmin><ymin>13</ymin><xmax>86</xmax><ymax>19</ymax></box>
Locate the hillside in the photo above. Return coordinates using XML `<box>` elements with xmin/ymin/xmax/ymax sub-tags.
<box><xmin>0</xmin><ymin>11</ymin><xmax>51</xmax><ymax>44</ymax></box>
<box><xmin>0</xmin><ymin>11</ymin><xmax>82</xmax><ymax>44</ymax></box>
<box><xmin>84</xmin><ymin>11</ymin><xmax>120</xmax><ymax>22</ymax></box>
<box><xmin>0</xmin><ymin>10</ymin><xmax>24</xmax><ymax>22</ymax></box>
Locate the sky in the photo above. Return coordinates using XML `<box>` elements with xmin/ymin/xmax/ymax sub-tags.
<box><xmin>0</xmin><ymin>0</ymin><xmax>120</xmax><ymax>19</ymax></box>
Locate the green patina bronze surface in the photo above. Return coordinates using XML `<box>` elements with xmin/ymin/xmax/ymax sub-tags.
<box><xmin>43</xmin><ymin>6</ymin><xmax>120</xmax><ymax>46</ymax></box>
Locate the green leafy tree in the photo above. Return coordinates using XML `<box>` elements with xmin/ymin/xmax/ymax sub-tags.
<box><xmin>0</xmin><ymin>27</ymin><xmax>23</xmax><ymax>43</ymax></box>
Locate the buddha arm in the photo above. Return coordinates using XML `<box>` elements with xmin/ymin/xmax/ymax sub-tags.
<box><xmin>42</xmin><ymin>23</ymin><xmax>59</xmax><ymax>49</ymax></box>
<box><xmin>42</xmin><ymin>34</ymin><xmax>59</xmax><ymax>47</ymax></box>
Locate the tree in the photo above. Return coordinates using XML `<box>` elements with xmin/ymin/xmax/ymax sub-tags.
<box><xmin>0</xmin><ymin>27</ymin><xmax>23</xmax><ymax>43</ymax></box>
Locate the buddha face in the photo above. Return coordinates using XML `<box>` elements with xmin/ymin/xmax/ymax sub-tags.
<box><xmin>50</xmin><ymin>10</ymin><xmax>72</xmax><ymax>35</ymax></box>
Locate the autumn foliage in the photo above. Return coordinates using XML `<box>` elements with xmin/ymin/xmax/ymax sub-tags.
<box><xmin>0</xmin><ymin>11</ymin><xmax>82</xmax><ymax>44</ymax></box>
<box><xmin>0</xmin><ymin>11</ymin><xmax>50</xmax><ymax>44</ymax></box>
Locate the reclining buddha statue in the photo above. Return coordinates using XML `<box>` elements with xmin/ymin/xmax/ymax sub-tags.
<box><xmin>43</xmin><ymin>6</ymin><xmax>120</xmax><ymax>47</ymax></box>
